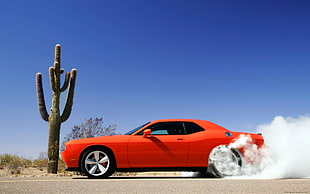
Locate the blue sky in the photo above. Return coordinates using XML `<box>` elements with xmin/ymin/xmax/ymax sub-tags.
<box><xmin>0</xmin><ymin>0</ymin><xmax>309</xmax><ymax>158</ymax></box>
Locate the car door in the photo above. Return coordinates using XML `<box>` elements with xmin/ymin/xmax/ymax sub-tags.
<box><xmin>127</xmin><ymin>122</ymin><xmax>189</xmax><ymax>168</ymax></box>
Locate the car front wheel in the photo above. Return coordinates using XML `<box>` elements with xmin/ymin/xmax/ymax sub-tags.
<box><xmin>207</xmin><ymin>145</ymin><xmax>242</xmax><ymax>178</ymax></box>
<box><xmin>81</xmin><ymin>148</ymin><xmax>115</xmax><ymax>178</ymax></box>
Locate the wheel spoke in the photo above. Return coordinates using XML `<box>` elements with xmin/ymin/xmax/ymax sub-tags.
<box><xmin>89</xmin><ymin>164</ymin><xmax>98</xmax><ymax>174</ymax></box>
<box><xmin>94</xmin><ymin>151</ymin><xmax>100</xmax><ymax>162</ymax></box>
<box><xmin>98</xmin><ymin>164</ymin><xmax>106</xmax><ymax>173</ymax></box>
<box><xmin>85</xmin><ymin>159</ymin><xmax>96</xmax><ymax>165</ymax></box>
<box><xmin>99</xmin><ymin>156</ymin><xmax>109</xmax><ymax>164</ymax></box>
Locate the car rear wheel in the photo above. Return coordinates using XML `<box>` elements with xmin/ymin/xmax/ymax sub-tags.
<box><xmin>207</xmin><ymin>145</ymin><xmax>242</xmax><ymax>177</ymax></box>
<box><xmin>81</xmin><ymin>148</ymin><xmax>115</xmax><ymax>178</ymax></box>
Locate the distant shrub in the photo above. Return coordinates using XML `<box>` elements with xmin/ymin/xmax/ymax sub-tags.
<box><xmin>33</xmin><ymin>152</ymin><xmax>48</xmax><ymax>171</ymax></box>
<box><xmin>33</xmin><ymin>159</ymin><xmax>48</xmax><ymax>171</ymax></box>
<box><xmin>32</xmin><ymin>152</ymin><xmax>66</xmax><ymax>173</ymax></box>
<box><xmin>0</xmin><ymin>152</ymin><xmax>70</xmax><ymax>176</ymax></box>
<box><xmin>0</xmin><ymin>154</ymin><xmax>31</xmax><ymax>174</ymax></box>
<box><xmin>57</xmin><ymin>158</ymin><xmax>66</xmax><ymax>173</ymax></box>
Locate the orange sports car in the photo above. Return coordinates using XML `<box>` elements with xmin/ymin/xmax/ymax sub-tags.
<box><xmin>62</xmin><ymin>119</ymin><xmax>264</xmax><ymax>178</ymax></box>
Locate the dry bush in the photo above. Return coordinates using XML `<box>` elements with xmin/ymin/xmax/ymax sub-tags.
<box><xmin>57</xmin><ymin>158</ymin><xmax>67</xmax><ymax>173</ymax></box>
<box><xmin>0</xmin><ymin>154</ymin><xmax>31</xmax><ymax>174</ymax></box>
<box><xmin>33</xmin><ymin>159</ymin><xmax>48</xmax><ymax>171</ymax></box>
<box><xmin>0</xmin><ymin>153</ymin><xmax>75</xmax><ymax>176</ymax></box>
<box><xmin>32</xmin><ymin>152</ymin><xmax>48</xmax><ymax>171</ymax></box>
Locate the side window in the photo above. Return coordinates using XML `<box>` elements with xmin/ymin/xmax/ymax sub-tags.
<box><xmin>184</xmin><ymin>122</ymin><xmax>204</xmax><ymax>134</ymax></box>
<box><xmin>137</xmin><ymin>122</ymin><xmax>185</xmax><ymax>135</ymax></box>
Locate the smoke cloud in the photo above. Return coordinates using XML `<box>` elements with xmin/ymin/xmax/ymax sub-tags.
<box><xmin>183</xmin><ymin>115</ymin><xmax>310</xmax><ymax>178</ymax></box>
<box><xmin>233</xmin><ymin>115</ymin><xmax>310</xmax><ymax>178</ymax></box>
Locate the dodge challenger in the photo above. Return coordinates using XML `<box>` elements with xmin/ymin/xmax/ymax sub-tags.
<box><xmin>62</xmin><ymin>119</ymin><xmax>264</xmax><ymax>178</ymax></box>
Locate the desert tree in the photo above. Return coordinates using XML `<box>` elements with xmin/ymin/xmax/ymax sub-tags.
<box><xmin>61</xmin><ymin>117</ymin><xmax>117</xmax><ymax>152</ymax></box>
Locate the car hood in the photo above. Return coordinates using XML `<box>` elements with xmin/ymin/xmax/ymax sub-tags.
<box><xmin>65</xmin><ymin>135</ymin><xmax>130</xmax><ymax>145</ymax></box>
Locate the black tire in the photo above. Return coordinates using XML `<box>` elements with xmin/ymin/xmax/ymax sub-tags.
<box><xmin>207</xmin><ymin>145</ymin><xmax>242</xmax><ymax>178</ymax></box>
<box><xmin>81</xmin><ymin>148</ymin><xmax>115</xmax><ymax>178</ymax></box>
<box><xmin>198</xmin><ymin>171</ymin><xmax>217</xmax><ymax>178</ymax></box>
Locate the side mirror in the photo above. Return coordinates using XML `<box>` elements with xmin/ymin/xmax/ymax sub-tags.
<box><xmin>143</xmin><ymin>129</ymin><xmax>152</xmax><ymax>138</ymax></box>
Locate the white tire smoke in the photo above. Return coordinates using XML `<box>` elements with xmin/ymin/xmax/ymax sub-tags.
<box><xmin>231</xmin><ymin>115</ymin><xmax>310</xmax><ymax>178</ymax></box>
<box><xmin>183</xmin><ymin>115</ymin><xmax>310</xmax><ymax>178</ymax></box>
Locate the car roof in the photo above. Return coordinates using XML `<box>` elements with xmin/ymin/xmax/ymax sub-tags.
<box><xmin>150</xmin><ymin>118</ymin><xmax>208</xmax><ymax>123</ymax></box>
<box><xmin>149</xmin><ymin>119</ymin><xmax>229</xmax><ymax>131</ymax></box>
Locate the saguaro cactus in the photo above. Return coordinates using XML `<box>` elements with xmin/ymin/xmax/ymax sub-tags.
<box><xmin>36</xmin><ymin>44</ymin><xmax>77</xmax><ymax>173</ymax></box>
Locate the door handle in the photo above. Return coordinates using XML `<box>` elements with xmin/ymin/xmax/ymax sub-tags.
<box><xmin>177</xmin><ymin>138</ymin><xmax>184</xmax><ymax>140</ymax></box>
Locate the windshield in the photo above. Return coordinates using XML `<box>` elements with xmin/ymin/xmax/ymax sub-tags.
<box><xmin>124</xmin><ymin>122</ymin><xmax>150</xmax><ymax>135</ymax></box>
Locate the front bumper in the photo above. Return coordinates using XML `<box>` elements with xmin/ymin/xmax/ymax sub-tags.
<box><xmin>61</xmin><ymin>144</ymin><xmax>80</xmax><ymax>168</ymax></box>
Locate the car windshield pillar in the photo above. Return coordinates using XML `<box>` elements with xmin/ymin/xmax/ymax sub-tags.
<box><xmin>124</xmin><ymin>122</ymin><xmax>150</xmax><ymax>135</ymax></box>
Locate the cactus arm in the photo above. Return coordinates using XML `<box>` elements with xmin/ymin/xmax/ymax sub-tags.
<box><xmin>54</xmin><ymin>62</ymin><xmax>61</xmax><ymax>89</ymax></box>
<box><xmin>54</xmin><ymin>44</ymin><xmax>61</xmax><ymax>66</ymax></box>
<box><xmin>49</xmin><ymin>67</ymin><xmax>56</xmax><ymax>92</ymax></box>
<box><xmin>36</xmin><ymin>73</ymin><xmax>49</xmax><ymax>121</ymax></box>
<box><xmin>54</xmin><ymin>62</ymin><xmax>60</xmax><ymax>75</ymax></box>
<box><xmin>60</xmin><ymin>72</ymin><xmax>70</xmax><ymax>92</ymax></box>
<box><xmin>61</xmin><ymin>69</ymin><xmax>77</xmax><ymax>122</ymax></box>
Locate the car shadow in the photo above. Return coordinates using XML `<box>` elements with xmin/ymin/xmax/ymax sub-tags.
<box><xmin>72</xmin><ymin>173</ymin><xmax>216</xmax><ymax>180</ymax></box>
